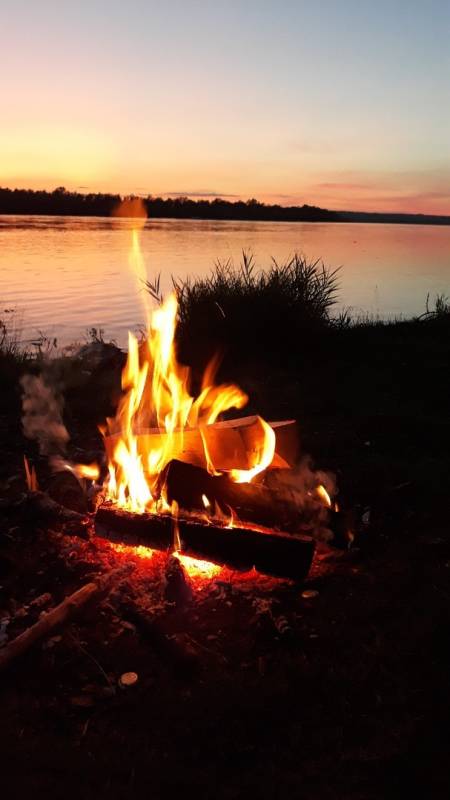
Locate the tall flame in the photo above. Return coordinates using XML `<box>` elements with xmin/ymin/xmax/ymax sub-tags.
<box><xmin>102</xmin><ymin>225</ymin><xmax>275</xmax><ymax>514</ymax></box>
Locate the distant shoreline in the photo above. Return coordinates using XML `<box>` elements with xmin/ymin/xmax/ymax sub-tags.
<box><xmin>1</xmin><ymin>186</ymin><xmax>450</xmax><ymax>226</ymax></box>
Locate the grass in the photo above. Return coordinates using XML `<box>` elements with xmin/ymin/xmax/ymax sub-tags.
<box><xmin>0</xmin><ymin>308</ymin><xmax>26</xmax><ymax>359</ymax></box>
<box><xmin>148</xmin><ymin>251</ymin><xmax>341</xmax><ymax>366</ymax></box>
<box><xmin>146</xmin><ymin>252</ymin><xmax>450</xmax><ymax>371</ymax></box>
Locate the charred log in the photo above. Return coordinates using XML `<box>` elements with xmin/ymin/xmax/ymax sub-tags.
<box><xmin>95</xmin><ymin>504</ymin><xmax>315</xmax><ymax>582</ymax></box>
<box><xmin>158</xmin><ymin>459</ymin><xmax>317</xmax><ymax>533</ymax></box>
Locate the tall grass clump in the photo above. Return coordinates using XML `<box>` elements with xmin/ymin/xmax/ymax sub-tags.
<box><xmin>0</xmin><ymin>308</ymin><xmax>32</xmax><ymax>412</ymax></box>
<box><xmin>0</xmin><ymin>309</ymin><xmax>24</xmax><ymax>359</ymax></box>
<box><xmin>162</xmin><ymin>252</ymin><xmax>340</xmax><ymax>365</ymax></box>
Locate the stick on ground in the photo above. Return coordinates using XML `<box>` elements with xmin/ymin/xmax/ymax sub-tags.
<box><xmin>0</xmin><ymin>568</ymin><xmax>126</xmax><ymax>673</ymax></box>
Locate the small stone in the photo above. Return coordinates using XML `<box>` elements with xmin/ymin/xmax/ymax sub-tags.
<box><xmin>119</xmin><ymin>671</ymin><xmax>138</xmax><ymax>689</ymax></box>
<box><xmin>301</xmin><ymin>589</ymin><xmax>319</xmax><ymax>600</ymax></box>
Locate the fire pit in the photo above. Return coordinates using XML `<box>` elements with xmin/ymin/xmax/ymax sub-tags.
<box><xmin>19</xmin><ymin>232</ymin><xmax>337</xmax><ymax>588</ymax></box>
<box><xmin>83</xmin><ymin>287</ymin><xmax>334</xmax><ymax>582</ymax></box>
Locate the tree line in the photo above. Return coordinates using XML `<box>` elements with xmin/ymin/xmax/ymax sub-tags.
<box><xmin>0</xmin><ymin>186</ymin><xmax>449</xmax><ymax>225</ymax></box>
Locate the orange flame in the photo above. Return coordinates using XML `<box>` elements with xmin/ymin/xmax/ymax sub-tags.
<box><xmin>229</xmin><ymin>417</ymin><xmax>276</xmax><ymax>484</ymax></box>
<box><xmin>71</xmin><ymin>463</ymin><xmax>100</xmax><ymax>481</ymax></box>
<box><xmin>24</xmin><ymin>455</ymin><xmax>38</xmax><ymax>492</ymax></box>
<box><xmin>316</xmin><ymin>484</ymin><xmax>332</xmax><ymax>507</ymax></box>
<box><xmin>101</xmin><ymin>226</ymin><xmax>275</xmax><ymax>516</ymax></box>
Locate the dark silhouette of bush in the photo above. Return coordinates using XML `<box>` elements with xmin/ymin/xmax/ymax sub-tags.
<box><xmin>148</xmin><ymin>252</ymin><xmax>340</xmax><ymax>368</ymax></box>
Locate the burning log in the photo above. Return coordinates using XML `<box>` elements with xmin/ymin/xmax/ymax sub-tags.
<box><xmin>104</xmin><ymin>416</ymin><xmax>298</xmax><ymax>475</ymax></box>
<box><xmin>0</xmin><ymin>569</ymin><xmax>126</xmax><ymax>673</ymax></box>
<box><xmin>159</xmin><ymin>459</ymin><xmax>314</xmax><ymax>532</ymax></box>
<box><xmin>95</xmin><ymin>504</ymin><xmax>315</xmax><ymax>582</ymax></box>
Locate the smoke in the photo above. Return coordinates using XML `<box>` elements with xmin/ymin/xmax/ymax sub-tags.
<box><xmin>20</xmin><ymin>373</ymin><xmax>70</xmax><ymax>457</ymax></box>
<box><xmin>265</xmin><ymin>457</ymin><xmax>337</xmax><ymax>542</ymax></box>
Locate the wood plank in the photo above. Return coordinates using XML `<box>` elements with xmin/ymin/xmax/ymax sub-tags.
<box><xmin>104</xmin><ymin>416</ymin><xmax>298</xmax><ymax>473</ymax></box>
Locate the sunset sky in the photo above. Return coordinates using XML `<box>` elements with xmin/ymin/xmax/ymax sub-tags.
<box><xmin>2</xmin><ymin>0</ymin><xmax>450</xmax><ymax>213</ymax></box>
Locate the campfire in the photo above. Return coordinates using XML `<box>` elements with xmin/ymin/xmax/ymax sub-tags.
<box><xmin>1</xmin><ymin>222</ymin><xmax>343</xmax><ymax>677</ymax></box>
<box><xmin>21</xmin><ymin>224</ymin><xmax>337</xmax><ymax>585</ymax></box>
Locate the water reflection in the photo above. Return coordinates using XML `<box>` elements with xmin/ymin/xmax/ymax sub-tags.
<box><xmin>0</xmin><ymin>215</ymin><xmax>449</xmax><ymax>347</ymax></box>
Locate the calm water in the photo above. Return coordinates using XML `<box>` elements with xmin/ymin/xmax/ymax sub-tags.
<box><xmin>1</xmin><ymin>215</ymin><xmax>449</xmax><ymax>347</ymax></box>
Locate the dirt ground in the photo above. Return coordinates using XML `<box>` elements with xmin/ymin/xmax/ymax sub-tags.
<box><xmin>0</xmin><ymin>317</ymin><xmax>449</xmax><ymax>799</ymax></box>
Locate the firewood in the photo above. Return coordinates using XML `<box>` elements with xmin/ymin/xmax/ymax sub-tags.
<box><xmin>158</xmin><ymin>459</ymin><xmax>312</xmax><ymax>532</ymax></box>
<box><xmin>0</xmin><ymin>568</ymin><xmax>126</xmax><ymax>673</ymax></box>
<box><xmin>95</xmin><ymin>504</ymin><xmax>315</xmax><ymax>582</ymax></box>
<box><xmin>104</xmin><ymin>416</ymin><xmax>298</xmax><ymax>474</ymax></box>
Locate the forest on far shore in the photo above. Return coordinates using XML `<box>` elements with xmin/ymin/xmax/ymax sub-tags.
<box><xmin>1</xmin><ymin>186</ymin><xmax>450</xmax><ymax>226</ymax></box>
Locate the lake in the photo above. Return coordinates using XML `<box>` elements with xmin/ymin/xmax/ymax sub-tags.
<box><xmin>1</xmin><ymin>215</ymin><xmax>449</xmax><ymax>348</ymax></box>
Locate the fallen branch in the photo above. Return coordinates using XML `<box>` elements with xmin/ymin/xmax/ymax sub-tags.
<box><xmin>0</xmin><ymin>568</ymin><xmax>126</xmax><ymax>673</ymax></box>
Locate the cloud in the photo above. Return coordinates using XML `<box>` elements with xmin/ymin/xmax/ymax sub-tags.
<box><xmin>160</xmin><ymin>190</ymin><xmax>240</xmax><ymax>198</ymax></box>
<box><xmin>314</xmin><ymin>182</ymin><xmax>374</xmax><ymax>191</ymax></box>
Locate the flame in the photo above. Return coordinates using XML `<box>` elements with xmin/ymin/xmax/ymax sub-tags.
<box><xmin>212</xmin><ymin>500</ymin><xmax>235</xmax><ymax>528</ymax></box>
<box><xmin>229</xmin><ymin>416</ymin><xmax>276</xmax><ymax>484</ymax></box>
<box><xmin>24</xmin><ymin>455</ymin><xmax>38</xmax><ymax>492</ymax></box>
<box><xmin>71</xmin><ymin>463</ymin><xmax>100</xmax><ymax>481</ymax></box>
<box><xmin>169</xmin><ymin>498</ymin><xmax>221</xmax><ymax>578</ymax></box>
<box><xmin>316</xmin><ymin>484</ymin><xmax>332</xmax><ymax>508</ymax></box>
<box><xmin>101</xmin><ymin>226</ymin><xmax>276</xmax><ymax>515</ymax></box>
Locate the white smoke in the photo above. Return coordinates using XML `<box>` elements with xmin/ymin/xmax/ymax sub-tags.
<box><xmin>20</xmin><ymin>374</ymin><xmax>70</xmax><ymax>456</ymax></box>
<box><xmin>265</xmin><ymin>457</ymin><xmax>337</xmax><ymax>542</ymax></box>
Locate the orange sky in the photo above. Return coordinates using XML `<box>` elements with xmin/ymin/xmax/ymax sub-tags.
<box><xmin>2</xmin><ymin>1</ymin><xmax>450</xmax><ymax>215</ymax></box>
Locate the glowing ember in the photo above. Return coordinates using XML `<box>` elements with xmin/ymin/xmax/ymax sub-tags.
<box><xmin>174</xmin><ymin>552</ymin><xmax>222</xmax><ymax>579</ymax></box>
<box><xmin>110</xmin><ymin>540</ymin><xmax>220</xmax><ymax>579</ymax></box>
<box><xmin>110</xmin><ymin>542</ymin><xmax>154</xmax><ymax>560</ymax></box>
